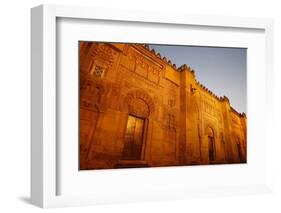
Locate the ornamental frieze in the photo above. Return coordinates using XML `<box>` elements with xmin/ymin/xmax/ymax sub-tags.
<box><xmin>127</xmin><ymin>48</ymin><xmax>162</xmax><ymax>85</ymax></box>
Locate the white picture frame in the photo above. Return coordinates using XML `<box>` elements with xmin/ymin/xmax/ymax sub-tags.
<box><xmin>31</xmin><ymin>4</ymin><xmax>274</xmax><ymax>208</ymax></box>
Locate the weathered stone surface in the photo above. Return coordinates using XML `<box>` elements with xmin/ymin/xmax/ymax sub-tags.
<box><xmin>79</xmin><ymin>42</ymin><xmax>247</xmax><ymax>170</ymax></box>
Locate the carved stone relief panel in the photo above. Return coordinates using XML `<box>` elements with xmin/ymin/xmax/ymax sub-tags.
<box><xmin>147</xmin><ymin>66</ymin><xmax>161</xmax><ymax>84</ymax></box>
<box><xmin>167</xmin><ymin>88</ymin><xmax>177</xmax><ymax>108</ymax></box>
<box><xmin>202</xmin><ymin>100</ymin><xmax>219</xmax><ymax>117</ymax></box>
<box><xmin>168</xmin><ymin>98</ymin><xmax>176</xmax><ymax>108</ymax></box>
<box><xmin>135</xmin><ymin>57</ymin><xmax>148</xmax><ymax>78</ymax></box>
<box><xmin>91</xmin><ymin>44</ymin><xmax>116</xmax><ymax>67</ymax></box>
<box><xmin>80</xmin><ymin>79</ymin><xmax>108</xmax><ymax>112</ymax></box>
<box><xmin>160</xmin><ymin>106</ymin><xmax>178</xmax><ymax>130</ymax></box>
<box><xmin>200</xmin><ymin>94</ymin><xmax>224</xmax><ymax>130</ymax></box>
<box><xmin>118</xmin><ymin>66</ymin><xmax>162</xmax><ymax>91</ymax></box>
<box><xmin>125</xmin><ymin>48</ymin><xmax>162</xmax><ymax>85</ymax></box>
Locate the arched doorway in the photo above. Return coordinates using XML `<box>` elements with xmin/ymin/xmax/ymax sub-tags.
<box><xmin>122</xmin><ymin>97</ymin><xmax>150</xmax><ymax>160</ymax></box>
<box><xmin>207</xmin><ymin>127</ymin><xmax>215</xmax><ymax>162</ymax></box>
<box><xmin>122</xmin><ymin>115</ymin><xmax>145</xmax><ymax>160</ymax></box>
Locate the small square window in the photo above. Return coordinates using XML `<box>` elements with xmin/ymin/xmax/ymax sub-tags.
<box><xmin>93</xmin><ymin>65</ymin><xmax>104</xmax><ymax>78</ymax></box>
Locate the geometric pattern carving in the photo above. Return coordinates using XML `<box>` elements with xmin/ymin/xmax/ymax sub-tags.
<box><xmin>124</xmin><ymin>89</ymin><xmax>155</xmax><ymax>115</ymax></box>
<box><xmin>204</xmin><ymin>123</ymin><xmax>217</xmax><ymax>138</ymax></box>
<box><xmin>128</xmin><ymin>98</ymin><xmax>150</xmax><ymax>118</ymax></box>
<box><xmin>166</xmin><ymin>114</ymin><xmax>176</xmax><ymax>129</ymax></box>
<box><xmin>80</xmin><ymin>80</ymin><xmax>107</xmax><ymax>112</ymax></box>
<box><xmin>91</xmin><ymin>44</ymin><xmax>115</xmax><ymax>68</ymax></box>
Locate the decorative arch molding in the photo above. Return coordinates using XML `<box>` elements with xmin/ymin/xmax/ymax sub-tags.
<box><xmin>205</xmin><ymin>124</ymin><xmax>216</xmax><ymax>162</ymax></box>
<box><xmin>124</xmin><ymin>89</ymin><xmax>155</xmax><ymax>118</ymax></box>
<box><xmin>90</xmin><ymin>43</ymin><xmax>116</xmax><ymax>68</ymax></box>
<box><xmin>206</xmin><ymin>126</ymin><xmax>215</xmax><ymax>137</ymax></box>
<box><xmin>204</xmin><ymin>122</ymin><xmax>218</xmax><ymax>138</ymax></box>
<box><xmin>128</xmin><ymin>98</ymin><xmax>150</xmax><ymax>118</ymax></box>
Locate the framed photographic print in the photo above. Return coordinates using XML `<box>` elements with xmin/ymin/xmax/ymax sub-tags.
<box><xmin>78</xmin><ymin>41</ymin><xmax>247</xmax><ymax>170</ymax></box>
<box><xmin>31</xmin><ymin>4</ymin><xmax>274</xmax><ymax>208</ymax></box>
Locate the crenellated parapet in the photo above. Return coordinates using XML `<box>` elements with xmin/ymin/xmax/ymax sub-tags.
<box><xmin>139</xmin><ymin>44</ymin><xmax>245</xmax><ymax>115</ymax></box>
<box><xmin>141</xmin><ymin>44</ymin><xmax>178</xmax><ymax>69</ymax></box>
<box><xmin>231</xmin><ymin>106</ymin><xmax>246</xmax><ymax>118</ymax></box>
<box><xmin>241</xmin><ymin>112</ymin><xmax>247</xmax><ymax>118</ymax></box>
<box><xmin>140</xmin><ymin>43</ymin><xmax>229</xmax><ymax>103</ymax></box>
<box><xmin>177</xmin><ymin>64</ymin><xmax>195</xmax><ymax>76</ymax></box>
<box><xmin>194</xmin><ymin>79</ymin><xmax>225</xmax><ymax>102</ymax></box>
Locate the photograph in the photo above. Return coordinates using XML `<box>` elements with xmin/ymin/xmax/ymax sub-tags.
<box><xmin>79</xmin><ymin>41</ymin><xmax>247</xmax><ymax>170</ymax></box>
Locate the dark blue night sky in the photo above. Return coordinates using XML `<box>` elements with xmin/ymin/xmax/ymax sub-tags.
<box><xmin>150</xmin><ymin>44</ymin><xmax>247</xmax><ymax>114</ymax></box>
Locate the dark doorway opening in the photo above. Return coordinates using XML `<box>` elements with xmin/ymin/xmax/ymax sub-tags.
<box><xmin>122</xmin><ymin>115</ymin><xmax>145</xmax><ymax>160</ymax></box>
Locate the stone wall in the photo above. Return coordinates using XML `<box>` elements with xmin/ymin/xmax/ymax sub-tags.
<box><xmin>79</xmin><ymin>42</ymin><xmax>247</xmax><ymax>169</ymax></box>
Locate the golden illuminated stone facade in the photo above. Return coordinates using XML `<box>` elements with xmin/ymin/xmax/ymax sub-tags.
<box><xmin>79</xmin><ymin>42</ymin><xmax>247</xmax><ymax>170</ymax></box>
